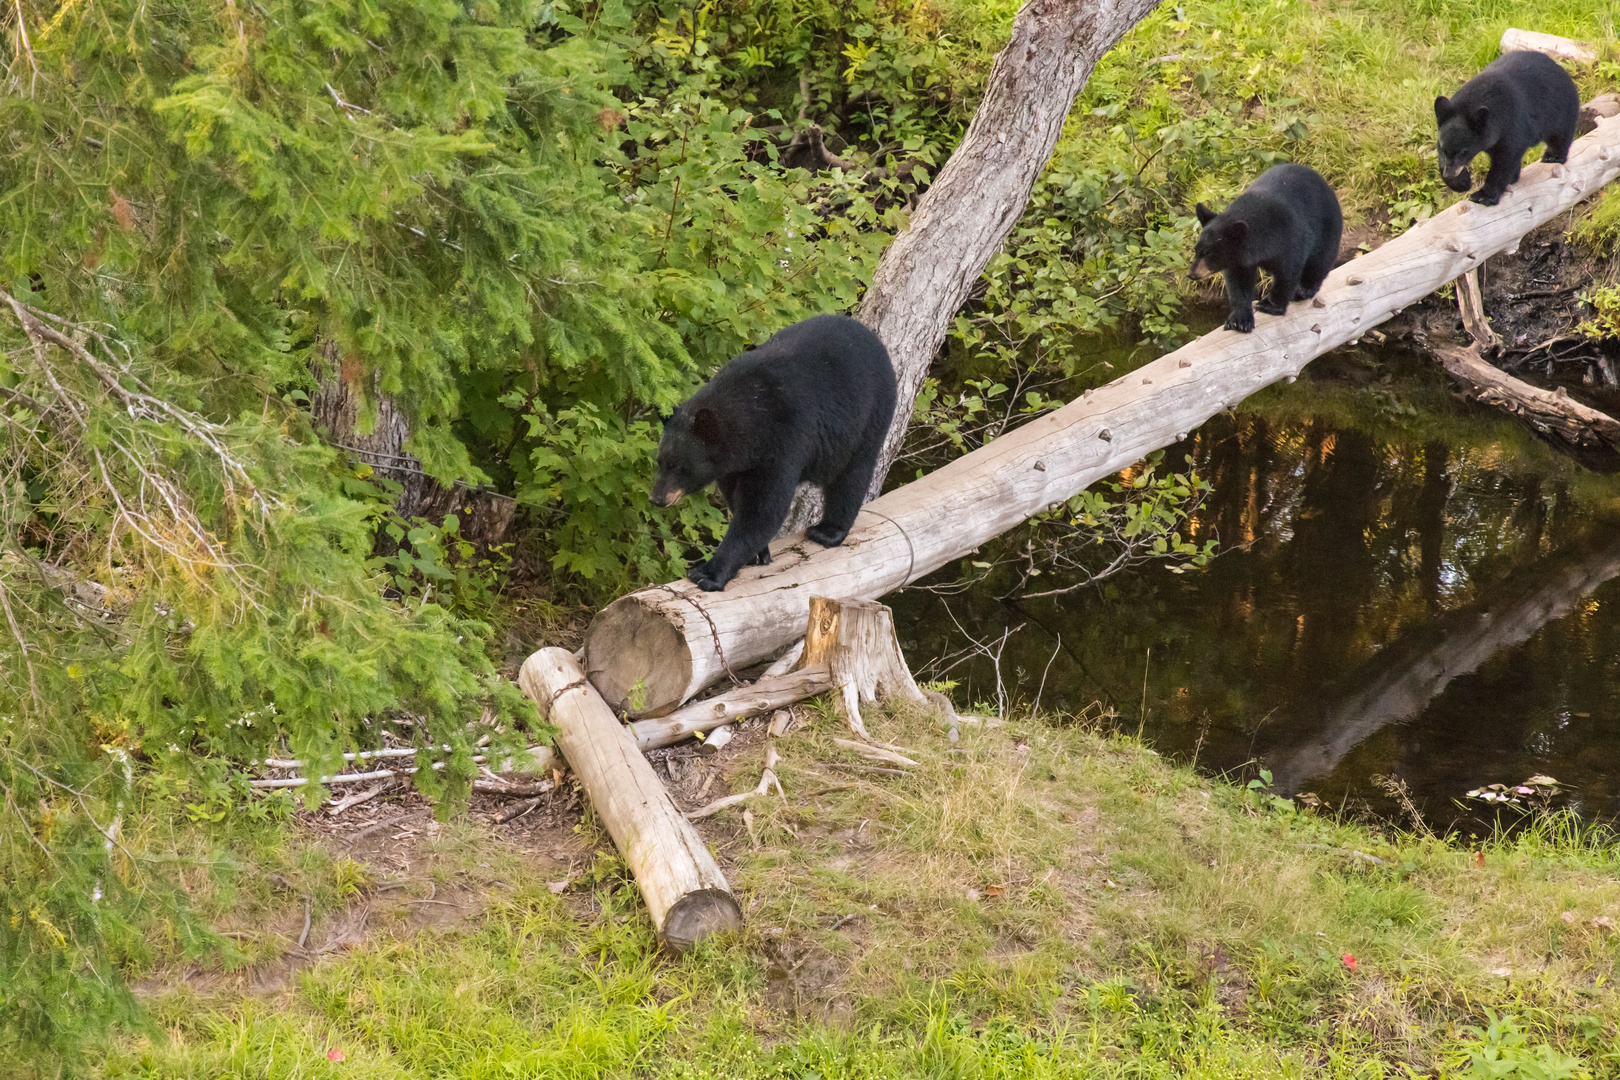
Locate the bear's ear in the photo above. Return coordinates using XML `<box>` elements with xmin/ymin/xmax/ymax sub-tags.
<box><xmin>1434</xmin><ymin>95</ymin><xmax>1452</xmax><ymax>122</ymax></box>
<box><xmin>1468</xmin><ymin>105</ymin><xmax>1489</xmax><ymax>130</ymax></box>
<box><xmin>1195</xmin><ymin>202</ymin><xmax>1217</xmax><ymax>226</ymax></box>
<box><xmin>691</xmin><ymin>406</ymin><xmax>725</xmax><ymax>448</ymax></box>
<box><xmin>1226</xmin><ymin>220</ymin><xmax>1248</xmax><ymax>242</ymax></box>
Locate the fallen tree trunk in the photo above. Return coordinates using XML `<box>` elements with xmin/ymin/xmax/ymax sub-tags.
<box><xmin>586</xmin><ymin>111</ymin><xmax>1620</xmax><ymax>719</ymax></box>
<box><xmin>1499</xmin><ymin>27</ymin><xmax>1598</xmax><ymax>65</ymax></box>
<box><xmin>1431</xmin><ymin>343</ymin><xmax>1620</xmax><ymax>447</ymax></box>
<box><xmin>518</xmin><ymin>648</ymin><xmax>741</xmax><ymax>947</ymax></box>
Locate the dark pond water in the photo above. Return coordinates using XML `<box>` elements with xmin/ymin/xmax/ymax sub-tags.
<box><xmin>890</xmin><ymin>348</ymin><xmax>1620</xmax><ymax>833</ymax></box>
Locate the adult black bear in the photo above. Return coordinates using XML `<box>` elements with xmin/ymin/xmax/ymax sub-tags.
<box><xmin>1435</xmin><ymin>51</ymin><xmax>1580</xmax><ymax>206</ymax></box>
<box><xmin>650</xmin><ymin>314</ymin><xmax>897</xmax><ymax>592</ymax></box>
<box><xmin>1189</xmin><ymin>163</ymin><xmax>1343</xmax><ymax>334</ymax></box>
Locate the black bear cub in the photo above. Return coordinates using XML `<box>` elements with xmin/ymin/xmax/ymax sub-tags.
<box><xmin>1434</xmin><ymin>50</ymin><xmax>1580</xmax><ymax>207</ymax></box>
<box><xmin>650</xmin><ymin>314</ymin><xmax>897</xmax><ymax>592</ymax></box>
<box><xmin>1189</xmin><ymin>163</ymin><xmax>1343</xmax><ymax>334</ymax></box>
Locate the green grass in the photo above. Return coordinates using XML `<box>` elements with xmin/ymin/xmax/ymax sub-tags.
<box><xmin>75</xmin><ymin>702</ymin><xmax>1620</xmax><ymax>1080</ymax></box>
<box><xmin>1089</xmin><ymin>0</ymin><xmax>1618</xmax><ymax>222</ymax></box>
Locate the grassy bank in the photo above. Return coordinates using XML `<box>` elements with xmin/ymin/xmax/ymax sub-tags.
<box><xmin>79</xmin><ymin>703</ymin><xmax>1620</xmax><ymax>1080</ymax></box>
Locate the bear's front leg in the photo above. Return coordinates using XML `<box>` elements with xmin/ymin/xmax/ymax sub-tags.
<box><xmin>1472</xmin><ymin>149</ymin><xmax>1521</xmax><ymax>205</ymax></box>
<box><xmin>1222</xmin><ymin>266</ymin><xmax>1258</xmax><ymax>333</ymax></box>
<box><xmin>690</xmin><ymin>470</ymin><xmax>797</xmax><ymax>591</ymax></box>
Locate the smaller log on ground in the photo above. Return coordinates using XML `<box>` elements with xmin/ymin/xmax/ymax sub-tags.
<box><xmin>1430</xmin><ymin>342</ymin><xmax>1620</xmax><ymax>447</ymax></box>
<box><xmin>633</xmin><ymin>666</ymin><xmax>835</xmax><ymax>750</ymax></box>
<box><xmin>628</xmin><ymin>596</ymin><xmax>934</xmax><ymax>751</ymax></box>
<box><xmin>518</xmin><ymin>648</ymin><xmax>741</xmax><ymax>948</ymax></box>
<box><xmin>1499</xmin><ymin>28</ymin><xmax>1598</xmax><ymax>65</ymax></box>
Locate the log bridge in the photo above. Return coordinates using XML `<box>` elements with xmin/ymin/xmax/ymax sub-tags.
<box><xmin>517</xmin><ymin>101</ymin><xmax>1620</xmax><ymax>948</ymax></box>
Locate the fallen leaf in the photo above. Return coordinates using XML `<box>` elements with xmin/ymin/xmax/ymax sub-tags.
<box><xmin>965</xmin><ymin>887</ymin><xmax>981</xmax><ymax>901</ymax></box>
<box><xmin>1341</xmin><ymin>953</ymin><xmax>1358</xmax><ymax>972</ymax></box>
<box><xmin>1489</xmin><ymin>967</ymin><xmax>1513</xmax><ymax>977</ymax></box>
<box><xmin>109</xmin><ymin>188</ymin><xmax>134</xmax><ymax>230</ymax></box>
<box><xmin>547</xmin><ymin>874</ymin><xmax>574</xmax><ymax>895</ymax></box>
<box><xmin>1103</xmin><ymin>879</ymin><xmax>1118</xmax><ymax>890</ymax></box>
<box><xmin>1561</xmin><ymin>910</ymin><xmax>1577</xmax><ymax>924</ymax></box>
<box><xmin>985</xmin><ymin>884</ymin><xmax>1005</xmax><ymax>898</ymax></box>
<box><xmin>327</xmin><ymin>1048</ymin><xmax>346</xmax><ymax>1062</ymax></box>
<box><xmin>1593</xmin><ymin>916</ymin><xmax>1616</xmax><ymax>932</ymax></box>
<box><xmin>1472</xmin><ymin>851</ymin><xmax>1485</xmax><ymax>868</ymax></box>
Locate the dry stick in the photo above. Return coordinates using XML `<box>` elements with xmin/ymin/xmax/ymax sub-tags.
<box><xmin>1455</xmin><ymin>268</ymin><xmax>1501</xmax><ymax>351</ymax></box>
<box><xmin>583</xmin><ymin>114</ymin><xmax>1620</xmax><ymax>719</ymax></box>
<box><xmin>493</xmin><ymin>797</ymin><xmax>545</xmax><ymax>824</ymax></box>
<box><xmin>687</xmin><ymin>747</ymin><xmax>783</xmax><ymax>821</ymax></box>
<box><xmin>327</xmin><ymin>777</ymin><xmax>397</xmax><ymax>816</ymax></box>
<box><xmin>831</xmin><ymin>737</ymin><xmax>919</xmax><ymax>768</ymax></box>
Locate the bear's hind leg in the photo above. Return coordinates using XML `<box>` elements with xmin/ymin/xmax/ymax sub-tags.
<box><xmin>1257</xmin><ymin>257</ymin><xmax>1303</xmax><ymax>317</ymax></box>
<box><xmin>1295</xmin><ymin>250</ymin><xmax>1335</xmax><ymax>301</ymax></box>
<box><xmin>807</xmin><ymin>439</ymin><xmax>884</xmax><ymax>549</ymax></box>
<box><xmin>1544</xmin><ymin>131</ymin><xmax>1572</xmax><ymax>166</ymax></box>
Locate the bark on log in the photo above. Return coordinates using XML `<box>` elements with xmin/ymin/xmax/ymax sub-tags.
<box><xmin>585</xmin><ymin>101</ymin><xmax>1620</xmax><ymax>719</ymax></box>
<box><xmin>1499</xmin><ymin>28</ymin><xmax>1598</xmax><ymax>65</ymax></box>
<box><xmin>1431</xmin><ymin>343</ymin><xmax>1620</xmax><ymax>447</ymax></box>
<box><xmin>518</xmin><ymin>648</ymin><xmax>741</xmax><ymax>947</ymax></box>
<box><xmin>781</xmin><ymin>0</ymin><xmax>1162</xmax><ymax>533</ymax></box>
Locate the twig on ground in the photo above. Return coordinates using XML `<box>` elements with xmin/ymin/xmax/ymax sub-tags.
<box><xmin>493</xmin><ymin>796</ymin><xmax>545</xmax><ymax>824</ymax></box>
<box><xmin>687</xmin><ymin>747</ymin><xmax>782</xmax><ymax>821</ymax></box>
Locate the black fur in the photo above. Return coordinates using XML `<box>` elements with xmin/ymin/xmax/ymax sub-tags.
<box><xmin>650</xmin><ymin>314</ymin><xmax>897</xmax><ymax>592</ymax></box>
<box><xmin>1189</xmin><ymin>163</ymin><xmax>1343</xmax><ymax>334</ymax></box>
<box><xmin>1434</xmin><ymin>50</ymin><xmax>1580</xmax><ymax>206</ymax></box>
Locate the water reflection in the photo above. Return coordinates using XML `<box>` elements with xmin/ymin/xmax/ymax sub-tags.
<box><xmin>891</xmin><ymin>405</ymin><xmax>1620</xmax><ymax>830</ymax></box>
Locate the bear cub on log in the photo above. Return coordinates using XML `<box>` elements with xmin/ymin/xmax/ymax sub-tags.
<box><xmin>1189</xmin><ymin>163</ymin><xmax>1343</xmax><ymax>334</ymax></box>
<box><xmin>1435</xmin><ymin>50</ymin><xmax>1579</xmax><ymax>207</ymax></box>
<box><xmin>650</xmin><ymin>314</ymin><xmax>897</xmax><ymax>593</ymax></box>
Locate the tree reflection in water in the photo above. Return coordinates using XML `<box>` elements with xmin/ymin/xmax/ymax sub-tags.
<box><xmin>892</xmin><ymin>409</ymin><xmax>1620</xmax><ymax>831</ymax></box>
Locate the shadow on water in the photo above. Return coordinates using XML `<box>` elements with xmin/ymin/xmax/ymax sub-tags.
<box><xmin>890</xmin><ymin>346</ymin><xmax>1620</xmax><ymax>833</ymax></box>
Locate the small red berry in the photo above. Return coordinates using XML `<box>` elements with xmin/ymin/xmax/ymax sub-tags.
<box><xmin>1342</xmin><ymin>953</ymin><xmax>1358</xmax><ymax>971</ymax></box>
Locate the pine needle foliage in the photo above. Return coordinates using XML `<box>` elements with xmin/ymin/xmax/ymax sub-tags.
<box><xmin>0</xmin><ymin>0</ymin><xmax>916</xmax><ymax>1059</ymax></box>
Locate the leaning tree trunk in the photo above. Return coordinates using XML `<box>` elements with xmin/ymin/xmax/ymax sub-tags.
<box><xmin>784</xmin><ymin>0</ymin><xmax>1162</xmax><ymax>531</ymax></box>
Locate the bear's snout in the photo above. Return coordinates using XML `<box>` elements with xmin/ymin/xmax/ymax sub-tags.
<box><xmin>1187</xmin><ymin>256</ymin><xmax>1212</xmax><ymax>281</ymax></box>
<box><xmin>1440</xmin><ymin>165</ymin><xmax>1471</xmax><ymax>192</ymax></box>
<box><xmin>650</xmin><ymin>483</ymin><xmax>685</xmax><ymax>507</ymax></box>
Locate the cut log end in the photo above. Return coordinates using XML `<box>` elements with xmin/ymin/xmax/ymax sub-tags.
<box><xmin>585</xmin><ymin>593</ymin><xmax>695</xmax><ymax>717</ymax></box>
<box><xmin>662</xmin><ymin>889</ymin><xmax>744</xmax><ymax>949</ymax></box>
